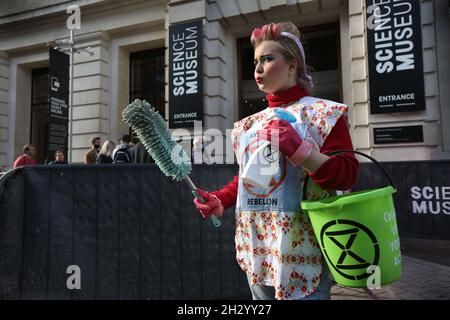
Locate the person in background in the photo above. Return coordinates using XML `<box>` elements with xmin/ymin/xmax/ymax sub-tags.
<box><xmin>112</xmin><ymin>134</ymin><xmax>134</xmax><ymax>164</ymax></box>
<box><xmin>96</xmin><ymin>140</ymin><xmax>116</xmax><ymax>164</ymax></box>
<box><xmin>13</xmin><ymin>144</ymin><xmax>38</xmax><ymax>168</ymax></box>
<box><xmin>48</xmin><ymin>150</ymin><xmax>68</xmax><ymax>165</ymax></box>
<box><xmin>84</xmin><ymin>136</ymin><xmax>101</xmax><ymax>164</ymax></box>
<box><xmin>133</xmin><ymin>141</ymin><xmax>152</xmax><ymax>163</ymax></box>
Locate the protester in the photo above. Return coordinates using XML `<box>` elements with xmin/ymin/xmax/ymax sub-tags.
<box><xmin>192</xmin><ymin>22</ymin><xmax>359</xmax><ymax>300</ymax></box>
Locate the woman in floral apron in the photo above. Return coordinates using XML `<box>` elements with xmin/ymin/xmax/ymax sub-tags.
<box><xmin>193</xmin><ymin>22</ymin><xmax>359</xmax><ymax>300</ymax></box>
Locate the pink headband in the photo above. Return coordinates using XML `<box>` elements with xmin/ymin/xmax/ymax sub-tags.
<box><xmin>280</xmin><ymin>32</ymin><xmax>305</xmax><ymax>62</ymax></box>
<box><xmin>280</xmin><ymin>31</ymin><xmax>313</xmax><ymax>90</ymax></box>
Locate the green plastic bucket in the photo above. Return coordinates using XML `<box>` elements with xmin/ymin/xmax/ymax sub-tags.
<box><xmin>301</xmin><ymin>150</ymin><xmax>402</xmax><ymax>288</ymax></box>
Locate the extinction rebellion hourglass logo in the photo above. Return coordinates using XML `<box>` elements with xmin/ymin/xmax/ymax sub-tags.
<box><xmin>241</xmin><ymin>139</ymin><xmax>287</xmax><ymax>198</ymax></box>
<box><xmin>320</xmin><ymin>220</ymin><xmax>380</xmax><ymax>280</ymax></box>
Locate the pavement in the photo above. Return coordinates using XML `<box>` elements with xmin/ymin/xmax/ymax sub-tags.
<box><xmin>331</xmin><ymin>238</ymin><xmax>450</xmax><ymax>300</ymax></box>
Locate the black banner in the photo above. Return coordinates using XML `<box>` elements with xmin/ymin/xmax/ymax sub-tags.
<box><xmin>48</xmin><ymin>48</ymin><xmax>69</xmax><ymax>162</ymax></box>
<box><xmin>366</xmin><ymin>0</ymin><xmax>425</xmax><ymax>114</ymax></box>
<box><xmin>169</xmin><ymin>19</ymin><xmax>203</xmax><ymax>128</ymax></box>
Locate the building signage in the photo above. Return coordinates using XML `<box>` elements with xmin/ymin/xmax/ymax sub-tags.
<box><xmin>47</xmin><ymin>48</ymin><xmax>69</xmax><ymax>162</ymax></box>
<box><xmin>366</xmin><ymin>0</ymin><xmax>425</xmax><ymax>113</ymax></box>
<box><xmin>410</xmin><ymin>186</ymin><xmax>450</xmax><ymax>215</ymax></box>
<box><xmin>373</xmin><ymin>125</ymin><xmax>423</xmax><ymax>144</ymax></box>
<box><xmin>169</xmin><ymin>19</ymin><xmax>203</xmax><ymax>128</ymax></box>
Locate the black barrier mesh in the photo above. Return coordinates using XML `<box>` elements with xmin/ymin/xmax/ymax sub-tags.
<box><xmin>1</xmin><ymin>161</ymin><xmax>450</xmax><ymax>299</ymax></box>
<box><xmin>352</xmin><ymin>161</ymin><xmax>450</xmax><ymax>239</ymax></box>
<box><xmin>0</xmin><ymin>164</ymin><xmax>249</xmax><ymax>300</ymax></box>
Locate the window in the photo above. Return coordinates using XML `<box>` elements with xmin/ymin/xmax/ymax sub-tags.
<box><xmin>303</xmin><ymin>30</ymin><xmax>339</xmax><ymax>72</ymax></box>
<box><xmin>129</xmin><ymin>48</ymin><xmax>165</xmax><ymax>162</ymax></box>
<box><xmin>301</xmin><ymin>23</ymin><xmax>342</xmax><ymax>103</ymax></box>
<box><xmin>129</xmin><ymin>48</ymin><xmax>165</xmax><ymax>116</ymax></box>
<box><xmin>30</xmin><ymin>67</ymin><xmax>49</xmax><ymax>164</ymax></box>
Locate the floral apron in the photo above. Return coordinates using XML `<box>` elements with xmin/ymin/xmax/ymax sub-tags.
<box><xmin>231</xmin><ymin>96</ymin><xmax>348</xmax><ymax>299</ymax></box>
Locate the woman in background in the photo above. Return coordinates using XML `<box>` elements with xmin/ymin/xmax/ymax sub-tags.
<box><xmin>96</xmin><ymin>140</ymin><xmax>116</xmax><ymax>164</ymax></box>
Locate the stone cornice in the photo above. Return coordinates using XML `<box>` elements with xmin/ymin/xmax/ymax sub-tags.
<box><xmin>0</xmin><ymin>0</ymin><xmax>166</xmax><ymax>31</ymax></box>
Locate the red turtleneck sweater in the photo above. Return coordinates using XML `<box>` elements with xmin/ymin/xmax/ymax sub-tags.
<box><xmin>211</xmin><ymin>85</ymin><xmax>359</xmax><ymax>209</ymax></box>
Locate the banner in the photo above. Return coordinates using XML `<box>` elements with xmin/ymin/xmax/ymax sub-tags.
<box><xmin>366</xmin><ymin>0</ymin><xmax>425</xmax><ymax>114</ymax></box>
<box><xmin>47</xmin><ymin>48</ymin><xmax>69</xmax><ymax>162</ymax></box>
<box><xmin>169</xmin><ymin>19</ymin><xmax>203</xmax><ymax>128</ymax></box>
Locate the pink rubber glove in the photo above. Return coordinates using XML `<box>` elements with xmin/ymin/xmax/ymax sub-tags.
<box><xmin>257</xmin><ymin>119</ymin><xmax>313</xmax><ymax>166</ymax></box>
<box><xmin>193</xmin><ymin>188</ymin><xmax>224</xmax><ymax>219</ymax></box>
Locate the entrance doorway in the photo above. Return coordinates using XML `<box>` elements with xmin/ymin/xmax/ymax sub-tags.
<box><xmin>129</xmin><ymin>48</ymin><xmax>165</xmax><ymax>116</ymax></box>
<box><xmin>128</xmin><ymin>48</ymin><xmax>165</xmax><ymax>162</ymax></box>
<box><xmin>30</xmin><ymin>67</ymin><xmax>49</xmax><ymax>164</ymax></box>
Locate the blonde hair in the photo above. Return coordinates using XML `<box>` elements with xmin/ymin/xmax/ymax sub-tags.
<box><xmin>99</xmin><ymin>140</ymin><xmax>116</xmax><ymax>157</ymax></box>
<box><xmin>250</xmin><ymin>22</ymin><xmax>312</xmax><ymax>93</ymax></box>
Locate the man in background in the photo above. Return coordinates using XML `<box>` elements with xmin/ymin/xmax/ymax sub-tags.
<box><xmin>48</xmin><ymin>150</ymin><xmax>68</xmax><ymax>165</ymax></box>
<box><xmin>13</xmin><ymin>144</ymin><xmax>38</xmax><ymax>168</ymax></box>
<box><xmin>112</xmin><ymin>134</ymin><xmax>134</xmax><ymax>164</ymax></box>
<box><xmin>84</xmin><ymin>136</ymin><xmax>101</xmax><ymax>164</ymax></box>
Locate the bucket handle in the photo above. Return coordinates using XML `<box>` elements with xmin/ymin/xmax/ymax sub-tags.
<box><xmin>302</xmin><ymin>150</ymin><xmax>396</xmax><ymax>199</ymax></box>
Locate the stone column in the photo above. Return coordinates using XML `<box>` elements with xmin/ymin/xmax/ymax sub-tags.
<box><xmin>68</xmin><ymin>31</ymin><xmax>110</xmax><ymax>163</ymax></box>
<box><xmin>348</xmin><ymin>0</ymin><xmax>370</xmax><ymax>156</ymax></box>
<box><xmin>0</xmin><ymin>52</ymin><xmax>9</xmax><ymax>170</ymax></box>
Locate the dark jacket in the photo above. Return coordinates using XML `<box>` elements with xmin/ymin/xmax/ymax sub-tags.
<box><xmin>96</xmin><ymin>154</ymin><xmax>113</xmax><ymax>164</ymax></box>
<box><xmin>48</xmin><ymin>161</ymin><xmax>68</xmax><ymax>165</ymax></box>
<box><xmin>133</xmin><ymin>142</ymin><xmax>152</xmax><ymax>163</ymax></box>
<box><xmin>85</xmin><ymin>148</ymin><xmax>98</xmax><ymax>164</ymax></box>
